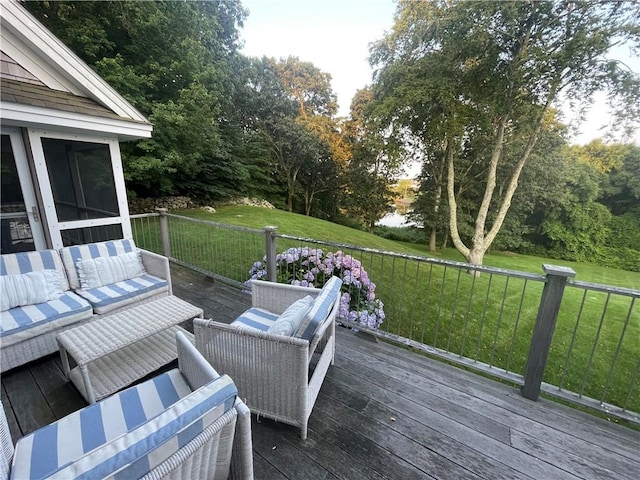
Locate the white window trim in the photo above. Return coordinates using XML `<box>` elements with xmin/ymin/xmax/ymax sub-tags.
<box><xmin>27</xmin><ymin>128</ymin><xmax>132</xmax><ymax>249</ymax></box>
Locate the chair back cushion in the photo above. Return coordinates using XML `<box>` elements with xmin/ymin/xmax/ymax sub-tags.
<box><xmin>60</xmin><ymin>239</ymin><xmax>140</xmax><ymax>290</ymax></box>
<box><xmin>0</xmin><ymin>249</ymin><xmax>69</xmax><ymax>291</ymax></box>
<box><xmin>267</xmin><ymin>295</ymin><xmax>314</xmax><ymax>336</ymax></box>
<box><xmin>295</xmin><ymin>276</ymin><xmax>343</xmax><ymax>341</ymax></box>
<box><xmin>11</xmin><ymin>371</ymin><xmax>238</xmax><ymax>480</ymax></box>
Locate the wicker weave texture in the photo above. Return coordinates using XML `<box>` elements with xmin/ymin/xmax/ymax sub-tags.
<box><xmin>58</xmin><ymin>296</ymin><xmax>203</xmax><ymax>403</ymax></box>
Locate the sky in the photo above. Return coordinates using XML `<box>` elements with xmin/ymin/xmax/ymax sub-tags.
<box><xmin>239</xmin><ymin>0</ymin><xmax>640</xmax><ymax>147</ymax></box>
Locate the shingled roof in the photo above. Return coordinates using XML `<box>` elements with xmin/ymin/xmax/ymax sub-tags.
<box><xmin>0</xmin><ymin>78</ymin><xmax>139</xmax><ymax>122</ymax></box>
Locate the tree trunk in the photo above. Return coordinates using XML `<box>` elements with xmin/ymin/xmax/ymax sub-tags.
<box><xmin>429</xmin><ymin>180</ymin><xmax>442</xmax><ymax>253</ymax></box>
<box><xmin>429</xmin><ymin>227</ymin><xmax>437</xmax><ymax>253</ymax></box>
<box><xmin>447</xmin><ymin>137</ymin><xmax>471</xmax><ymax>260</ymax></box>
<box><xmin>287</xmin><ymin>167</ymin><xmax>300</xmax><ymax>213</ymax></box>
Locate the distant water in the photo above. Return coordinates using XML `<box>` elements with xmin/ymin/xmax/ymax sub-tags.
<box><xmin>376</xmin><ymin>211</ymin><xmax>415</xmax><ymax>227</ymax></box>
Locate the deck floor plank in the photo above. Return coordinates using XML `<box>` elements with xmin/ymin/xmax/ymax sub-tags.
<box><xmin>1</xmin><ymin>263</ymin><xmax>638</xmax><ymax>480</ymax></box>
<box><xmin>319</xmin><ymin>379</ymin><xmax>532</xmax><ymax>480</ymax></box>
<box><xmin>334</xmin><ymin>340</ymin><xmax>638</xmax><ymax>477</ymax></box>
<box><xmin>338</xmin><ymin>327</ymin><xmax>640</xmax><ymax>458</ymax></box>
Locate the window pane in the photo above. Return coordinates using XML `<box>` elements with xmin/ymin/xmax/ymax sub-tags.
<box><xmin>61</xmin><ymin>224</ymin><xmax>124</xmax><ymax>247</ymax></box>
<box><xmin>41</xmin><ymin>138</ymin><xmax>119</xmax><ymax>222</ymax></box>
<box><xmin>1</xmin><ymin>134</ymin><xmax>26</xmax><ymax>212</ymax></box>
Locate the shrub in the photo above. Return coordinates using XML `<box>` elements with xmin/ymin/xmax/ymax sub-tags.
<box><xmin>248</xmin><ymin>247</ymin><xmax>385</xmax><ymax>329</ymax></box>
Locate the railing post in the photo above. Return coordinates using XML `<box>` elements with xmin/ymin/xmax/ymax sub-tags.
<box><xmin>521</xmin><ymin>264</ymin><xmax>576</xmax><ymax>401</ymax></box>
<box><xmin>264</xmin><ymin>226</ymin><xmax>278</xmax><ymax>282</ymax></box>
<box><xmin>156</xmin><ymin>208</ymin><xmax>171</xmax><ymax>258</ymax></box>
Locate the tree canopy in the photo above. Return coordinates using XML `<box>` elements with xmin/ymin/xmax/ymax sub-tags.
<box><xmin>370</xmin><ymin>0</ymin><xmax>640</xmax><ymax>267</ymax></box>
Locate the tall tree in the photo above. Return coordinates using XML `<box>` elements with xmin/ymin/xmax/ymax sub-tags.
<box><xmin>344</xmin><ymin>88</ymin><xmax>404</xmax><ymax>232</ymax></box>
<box><xmin>26</xmin><ymin>0</ymin><xmax>250</xmax><ymax>201</ymax></box>
<box><xmin>371</xmin><ymin>0</ymin><xmax>640</xmax><ymax>267</ymax></box>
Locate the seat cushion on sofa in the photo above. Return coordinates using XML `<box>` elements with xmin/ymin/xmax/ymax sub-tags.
<box><xmin>11</xmin><ymin>368</ymin><xmax>193</xmax><ymax>480</ymax></box>
<box><xmin>60</xmin><ymin>239</ymin><xmax>139</xmax><ymax>291</ymax></box>
<box><xmin>12</xmin><ymin>371</ymin><xmax>238</xmax><ymax>480</ymax></box>
<box><xmin>0</xmin><ymin>292</ymin><xmax>93</xmax><ymax>347</ymax></box>
<box><xmin>231</xmin><ymin>307</ymin><xmax>279</xmax><ymax>332</ymax></box>
<box><xmin>295</xmin><ymin>276</ymin><xmax>343</xmax><ymax>341</ymax></box>
<box><xmin>74</xmin><ymin>274</ymin><xmax>169</xmax><ymax>315</ymax></box>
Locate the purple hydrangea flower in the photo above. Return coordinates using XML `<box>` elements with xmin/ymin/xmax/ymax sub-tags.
<box><xmin>246</xmin><ymin>246</ymin><xmax>385</xmax><ymax>328</ymax></box>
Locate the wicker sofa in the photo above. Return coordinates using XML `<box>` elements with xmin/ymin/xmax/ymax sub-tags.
<box><xmin>0</xmin><ymin>239</ymin><xmax>171</xmax><ymax>372</ymax></box>
<box><xmin>1</xmin><ymin>332</ymin><xmax>254</xmax><ymax>480</ymax></box>
<box><xmin>195</xmin><ymin>277</ymin><xmax>342</xmax><ymax>440</ymax></box>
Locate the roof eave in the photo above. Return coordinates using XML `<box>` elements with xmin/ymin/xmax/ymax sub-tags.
<box><xmin>1</xmin><ymin>101</ymin><xmax>153</xmax><ymax>141</ymax></box>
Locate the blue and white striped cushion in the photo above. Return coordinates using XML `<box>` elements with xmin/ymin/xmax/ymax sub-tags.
<box><xmin>60</xmin><ymin>239</ymin><xmax>138</xmax><ymax>291</ymax></box>
<box><xmin>11</xmin><ymin>369</ymin><xmax>192</xmax><ymax>480</ymax></box>
<box><xmin>74</xmin><ymin>274</ymin><xmax>169</xmax><ymax>314</ymax></box>
<box><xmin>231</xmin><ymin>307</ymin><xmax>279</xmax><ymax>332</ymax></box>
<box><xmin>0</xmin><ymin>292</ymin><xmax>93</xmax><ymax>346</ymax></box>
<box><xmin>11</xmin><ymin>370</ymin><xmax>237</xmax><ymax>480</ymax></box>
<box><xmin>295</xmin><ymin>276</ymin><xmax>343</xmax><ymax>341</ymax></box>
<box><xmin>1</xmin><ymin>249</ymin><xmax>69</xmax><ymax>291</ymax></box>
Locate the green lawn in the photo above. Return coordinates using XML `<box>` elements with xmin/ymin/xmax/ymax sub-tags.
<box><xmin>134</xmin><ymin>206</ymin><xmax>639</xmax><ymax>415</ymax></box>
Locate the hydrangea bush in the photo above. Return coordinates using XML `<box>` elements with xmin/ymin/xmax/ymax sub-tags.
<box><xmin>248</xmin><ymin>247</ymin><xmax>385</xmax><ymax>329</ymax></box>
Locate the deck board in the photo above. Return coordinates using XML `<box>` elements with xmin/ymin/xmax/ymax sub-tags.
<box><xmin>1</xmin><ymin>263</ymin><xmax>639</xmax><ymax>479</ymax></box>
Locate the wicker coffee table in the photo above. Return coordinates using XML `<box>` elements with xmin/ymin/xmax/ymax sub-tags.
<box><xmin>57</xmin><ymin>295</ymin><xmax>203</xmax><ymax>403</ymax></box>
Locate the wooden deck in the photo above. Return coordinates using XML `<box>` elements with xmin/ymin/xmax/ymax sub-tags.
<box><xmin>2</xmin><ymin>264</ymin><xmax>639</xmax><ymax>479</ymax></box>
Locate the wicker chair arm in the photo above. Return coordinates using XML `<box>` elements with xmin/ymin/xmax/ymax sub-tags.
<box><xmin>230</xmin><ymin>399</ymin><xmax>254</xmax><ymax>480</ymax></box>
<box><xmin>176</xmin><ymin>331</ymin><xmax>220</xmax><ymax>390</ymax></box>
<box><xmin>140</xmin><ymin>249</ymin><xmax>172</xmax><ymax>294</ymax></box>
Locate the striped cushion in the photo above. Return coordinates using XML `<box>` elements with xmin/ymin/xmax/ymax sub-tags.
<box><xmin>74</xmin><ymin>274</ymin><xmax>169</xmax><ymax>315</ymax></box>
<box><xmin>1</xmin><ymin>249</ymin><xmax>69</xmax><ymax>291</ymax></box>
<box><xmin>11</xmin><ymin>370</ymin><xmax>237</xmax><ymax>480</ymax></box>
<box><xmin>0</xmin><ymin>292</ymin><xmax>93</xmax><ymax>346</ymax></box>
<box><xmin>295</xmin><ymin>276</ymin><xmax>342</xmax><ymax>341</ymax></box>
<box><xmin>231</xmin><ymin>307</ymin><xmax>278</xmax><ymax>332</ymax></box>
<box><xmin>60</xmin><ymin>239</ymin><xmax>138</xmax><ymax>291</ymax></box>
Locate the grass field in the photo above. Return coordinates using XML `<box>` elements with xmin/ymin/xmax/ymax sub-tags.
<box><xmin>132</xmin><ymin>206</ymin><xmax>639</xmax><ymax>416</ymax></box>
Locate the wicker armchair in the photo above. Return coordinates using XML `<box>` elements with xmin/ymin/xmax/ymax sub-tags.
<box><xmin>1</xmin><ymin>332</ymin><xmax>254</xmax><ymax>480</ymax></box>
<box><xmin>194</xmin><ymin>279</ymin><xmax>341</xmax><ymax>440</ymax></box>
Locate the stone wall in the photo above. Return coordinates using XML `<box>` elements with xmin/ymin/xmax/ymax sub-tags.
<box><xmin>127</xmin><ymin>196</ymin><xmax>194</xmax><ymax>214</ymax></box>
<box><xmin>128</xmin><ymin>196</ymin><xmax>275</xmax><ymax>214</ymax></box>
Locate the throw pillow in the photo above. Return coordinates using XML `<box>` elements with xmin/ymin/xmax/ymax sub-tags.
<box><xmin>295</xmin><ymin>276</ymin><xmax>343</xmax><ymax>341</ymax></box>
<box><xmin>267</xmin><ymin>295</ymin><xmax>314</xmax><ymax>336</ymax></box>
<box><xmin>0</xmin><ymin>269</ymin><xmax>63</xmax><ymax>311</ymax></box>
<box><xmin>77</xmin><ymin>251</ymin><xmax>145</xmax><ymax>289</ymax></box>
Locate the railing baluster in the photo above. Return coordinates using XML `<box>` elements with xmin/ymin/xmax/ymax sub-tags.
<box><xmin>559</xmin><ymin>289</ymin><xmax>588</xmax><ymax>391</ymax></box>
<box><xmin>506</xmin><ymin>279</ymin><xmax>528</xmax><ymax>374</ymax></box>
<box><xmin>460</xmin><ymin>273</ymin><xmax>477</xmax><ymax>358</ymax></box>
<box><xmin>475</xmin><ymin>273</ymin><xmax>493</xmax><ymax>363</ymax></box>
<box><xmin>601</xmin><ymin>297</ymin><xmax>635</xmax><ymax>403</ymax></box>
<box><xmin>489</xmin><ymin>276</ymin><xmax>509</xmax><ymax>368</ymax></box>
<box><xmin>433</xmin><ymin>265</ymin><xmax>448</xmax><ymax>347</ymax></box>
<box><xmin>446</xmin><ymin>269</ymin><xmax>463</xmax><ymax>353</ymax></box>
<box><xmin>421</xmin><ymin>263</ymin><xmax>434</xmax><ymax>345</ymax></box>
<box><xmin>579</xmin><ymin>292</ymin><xmax>611</xmax><ymax>397</ymax></box>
